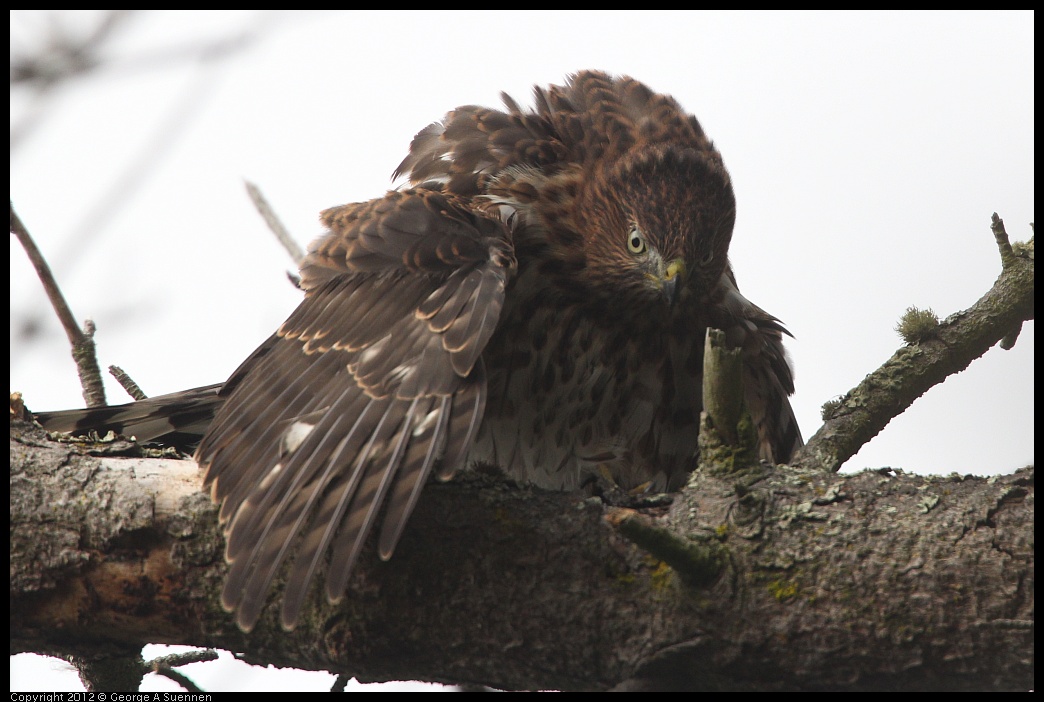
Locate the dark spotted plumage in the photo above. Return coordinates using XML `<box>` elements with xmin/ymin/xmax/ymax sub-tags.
<box><xmin>35</xmin><ymin>71</ymin><xmax>801</xmax><ymax>632</ymax></box>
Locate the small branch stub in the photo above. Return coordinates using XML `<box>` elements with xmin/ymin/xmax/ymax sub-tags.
<box><xmin>990</xmin><ymin>212</ymin><xmax>1016</xmax><ymax>269</ymax></box>
<box><xmin>109</xmin><ymin>365</ymin><xmax>147</xmax><ymax>401</ymax></box>
<box><xmin>245</xmin><ymin>180</ymin><xmax>305</xmax><ymax>266</ymax></box>
<box><xmin>702</xmin><ymin>327</ymin><xmax>743</xmax><ymax>447</ymax></box>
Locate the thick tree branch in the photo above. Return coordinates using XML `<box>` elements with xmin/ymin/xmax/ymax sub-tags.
<box><xmin>10</xmin><ymin>420</ymin><xmax>1033</xmax><ymax>691</ymax></box>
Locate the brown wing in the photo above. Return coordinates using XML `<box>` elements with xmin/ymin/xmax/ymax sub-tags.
<box><xmin>195</xmin><ymin>187</ymin><xmax>515</xmax><ymax>631</ymax></box>
<box><xmin>716</xmin><ymin>269</ymin><xmax>803</xmax><ymax>464</ymax></box>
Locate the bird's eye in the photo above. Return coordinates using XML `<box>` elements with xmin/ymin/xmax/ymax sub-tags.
<box><xmin>699</xmin><ymin>250</ymin><xmax>715</xmax><ymax>267</ymax></box>
<box><xmin>627</xmin><ymin>226</ymin><xmax>647</xmax><ymax>255</ymax></box>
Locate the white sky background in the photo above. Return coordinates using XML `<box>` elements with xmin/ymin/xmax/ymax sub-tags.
<box><xmin>10</xmin><ymin>10</ymin><xmax>1033</xmax><ymax>692</ymax></box>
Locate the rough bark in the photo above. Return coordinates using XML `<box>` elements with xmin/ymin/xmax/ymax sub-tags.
<box><xmin>10</xmin><ymin>420</ymin><xmax>1033</xmax><ymax>691</ymax></box>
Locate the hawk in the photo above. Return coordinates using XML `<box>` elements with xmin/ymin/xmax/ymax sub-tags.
<box><xmin>35</xmin><ymin>70</ymin><xmax>802</xmax><ymax>632</ymax></box>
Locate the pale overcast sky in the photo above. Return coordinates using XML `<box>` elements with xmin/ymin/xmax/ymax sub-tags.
<box><xmin>10</xmin><ymin>10</ymin><xmax>1033</xmax><ymax>691</ymax></box>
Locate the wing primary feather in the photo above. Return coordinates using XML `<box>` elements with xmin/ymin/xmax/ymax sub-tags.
<box><xmin>223</xmin><ymin>393</ymin><xmax>380</xmax><ymax>624</ymax></box>
<box><xmin>277</xmin><ymin>402</ymin><xmax>393</xmax><ymax>627</ymax></box>
<box><xmin>277</xmin><ymin>394</ymin><xmax>416</xmax><ymax>627</ymax></box>
<box><xmin>199</xmin><ymin>337</ymin><xmax>322</xmax><ymax>474</ymax></box>
<box><xmin>323</xmin><ymin>398</ymin><xmax>421</xmax><ymax>602</ymax></box>
<box><xmin>222</xmin><ymin>389</ymin><xmax>369</xmax><ymax>559</ymax></box>
<box><xmin>279</xmin><ymin>394</ymin><xmax>437</xmax><ymax>628</ymax></box>
<box><xmin>377</xmin><ymin>394</ymin><xmax>450</xmax><ymax>559</ymax></box>
<box><xmin>436</xmin><ymin>363</ymin><xmax>487</xmax><ymax>481</ymax></box>
<box><xmin>206</xmin><ymin>345</ymin><xmax>352</xmax><ymax>527</ymax></box>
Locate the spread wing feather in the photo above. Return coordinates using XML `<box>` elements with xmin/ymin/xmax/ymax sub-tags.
<box><xmin>195</xmin><ymin>187</ymin><xmax>515</xmax><ymax>631</ymax></box>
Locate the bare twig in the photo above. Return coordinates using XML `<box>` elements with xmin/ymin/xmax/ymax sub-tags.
<box><xmin>12</xmin><ymin>10</ymin><xmax>282</xmax><ymax>87</ymax></box>
<box><xmin>10</xmin><ymin>10</ymin><xmax>134</xmax><ymax>86</ymax></box>
<box><xmin>150</xmin><ymin>666</ymin><xmax>202</xmax><ymax>693</ymax></box>
<box><xmin>10</xmin><ymin>202</ymin><xmax>106</xmax><ymax>407</ymax></box>
<box><xmin>10</xmin><ymin>11</ymin><xmax>136</xmax><ymax>148</ymax></box>
<box><xmin>109</xmin><ymin>365</ymin><xmax>147</xmax><ymax>400</ymax></box>
<box><xmin>245</xmin><ymin>180</ymin><xmax>306</xmax><ymax>265</ymax></box>
<box><xmin>148</xmin><ymin>649</ymin><xmax>218</xmax><ymax>693</ymax></box>
<box><xmin>57</xmin><ymin>65</ymin><xmax>223</xmax><ymax>265</ymax></box>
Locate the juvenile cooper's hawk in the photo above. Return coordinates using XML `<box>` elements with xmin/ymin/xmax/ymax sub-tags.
<box><xmin>36</xmin><ymin>70</ymin><xmax>801</xmax><ymax>631</ymax></box>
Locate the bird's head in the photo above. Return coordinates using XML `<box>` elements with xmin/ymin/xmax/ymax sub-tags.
<box><xmin>575</xmin><ymin>143</ymin><xmax>736</xmax><ymax>311</ymax></box>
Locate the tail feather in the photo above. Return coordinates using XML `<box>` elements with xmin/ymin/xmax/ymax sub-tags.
<box><xmin>33</xmin><ymin>384</ymin><xmax>224</xmax><ymax>451</ymax></box>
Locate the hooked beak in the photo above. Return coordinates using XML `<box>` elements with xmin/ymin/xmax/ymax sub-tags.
<box><xmin>660</xmin><ymin>259</ymin><xmax>686</xmax><ymax>305</ymax></box>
